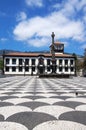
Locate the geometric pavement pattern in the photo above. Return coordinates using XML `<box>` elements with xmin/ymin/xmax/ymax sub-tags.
<box><xmin>0</xmin><ymin>76</ymin><xmax>86</xmax><ymax>130</ymax></box>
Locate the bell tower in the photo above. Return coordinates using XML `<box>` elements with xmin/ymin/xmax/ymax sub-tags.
<box><xmin>54</xmin><ymin>42</ymin><xmax>64</xmax><ymax>53</ymax></box>
<box><xmin>50</xmin><ymin>33</ymin><xmax>64</xmax><ymax>54</ymax></box>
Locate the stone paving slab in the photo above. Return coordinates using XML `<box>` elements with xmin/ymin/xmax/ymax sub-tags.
<box><xmin>0</xmin><ymin>76</ymin><xmax>86</xmax><ymax>130</ymax></box>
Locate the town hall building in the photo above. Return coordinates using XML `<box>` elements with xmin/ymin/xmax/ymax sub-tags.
<box><xmin>4</xmin><ymin>33</ymin><xmax>75</xmax><ymax>76</ymax></box>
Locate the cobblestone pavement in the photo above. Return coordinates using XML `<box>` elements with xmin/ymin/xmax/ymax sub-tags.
<box><xmin>0</xmin><ymin>76</ymin><xmax>86</xmax><ymax>130</ymax></box>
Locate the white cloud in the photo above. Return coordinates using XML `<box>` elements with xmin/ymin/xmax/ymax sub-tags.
<box><xmin>83</xmin><ymin>15</ymin><xmax>86</xmax><ymax>22</ymax></box>
<box><xmin>83</xmin><ymin>6</ymin><xmax>86</xmax><ymax>13</ymax></box>
<box><xmin>16</xmin><ymin>12</ymin><xmax>27</xmax><ymax>21</ymax></box>
<box><xmin>0</xmin><ymin>38</ymin><xmax>8</xmax><ymax>42</ymax></box>
<box><xmin>81</xmin><ymin>44</ymin><xmax>86</xmax><ymax>49</ymax></box>
<box><xmin>59</xmin><ymin>0</ymin><xmax>86</xmax><ymax>18</ymax></box>
<box><xmin>76</xmin><ymin>0</ymin><xmax>86</xmax><ymax>11</ymax></box>
<box><xmin>65</xmin><ymin>0</ymin><xmax>86</xmax><ymax>11</ymax></box>
<box><xmin>28</xmin><ymin>37</ymin><xmax>50</xmax><ymax>47</ymax></box>
<box><xmin>61</xmin><ymin>2</ymin><xmax>76</xmax><ymax>17</ymax></box>
<box><xmin>25</xmin><ymin>0</ymin><xmax>43</xmax><ymax>7</ymax></box>
<box><xmin>63</xmin><ymin>42</ymin><xmax>69</xmax><ymax>47</ymax></box>
<box><xmin>52</xmin><ymin>3</ymin><xmax>62</xmax><ymax>9</ymax></box>
<box><xmin>13</xmin><ymin>0</ymin><xmax>86</xmax><ymax>47</ymax></box>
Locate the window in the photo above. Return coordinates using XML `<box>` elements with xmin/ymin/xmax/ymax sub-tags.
<box><xmin>6</xmin><ymin>58</ymin><xmax>9</xmax><ymax>64</ymax></box>
<box><xmin>39</xmin><ymin>58</ymin><xmax>44</xmax><ymax>65</ymax></box>
<box><xmin>19</xmin><ymin>67</ymin><xmax>22</xmax><ymax>72</ymax></box>
<box><xmin>47</xmin><ymin>67</ymin><xmax>50</xmax><ymax>71</ymax></box>
<box><xmin>65</xmin><ymin>60</ymin><xmax>68</xmax><ymax>65</ymax></box>
<box><xmin>12</xmin><ymin>59</ymin><xmax>16</xmax><ymax>64</ymax></box>
<box><xmin>65</xmin><ymin>67</ymin><xmax>68</xmax><ymax>72</ymax></box>
<box><xmin>25</xmin><ymin>67</ymin><xmax>29</xmax><ymax>72</ymax></box>
<box><xmin>59</xmin><ymin>59</ymin><xmax>62</xmax><ymax>65</ymax></box>
<box><xmin>25</xmin><ymin>59</ymin><xmax>29</xmax><ymax>65</ymax></box>
<box><xmin>32</xmin><ymin>67</ymin><xmax>35</xmax><ymax>72</ymax></box>
<box><xmin>12</xmin><ymin>67</ymin><xmax>16</xmax><ymax>72</ymax></box>
<box><xmin>47</xmin><ymin>59</ymin><xmax>50</xmax><ymax>65</ymax></box>
<box><xmin>32</xmin><ymin>59</ymin><xmax>35</xmax><ymax>65</ymax></box>
<box><xmin>70</xmin><ymin>60</ymin><xmax>73</xmax><ymax>65</ymax></box>
<box><xmin>59</xmin><ymin>67</ymin><xmax>62</xmax><ymax>72</ymax></box>
<box><xmin>19</xmin><ymin>59</ymin><xmax>22</xmax><ymax>65</ymax></box>
<box><xmin>6</xmin><ymin>67</ymin><xmax>9</xmax><ymax>72</ymax></box>
<box><xmin>71</xmin><ymin>67</ymin><xmax>74</xmax><ymax>72</ymax></box>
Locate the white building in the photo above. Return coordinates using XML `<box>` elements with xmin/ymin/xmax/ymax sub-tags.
<box><xmin>4</xmin><ymin>41</ymin><xmax>75</xmax><ymax>76</ymax></box>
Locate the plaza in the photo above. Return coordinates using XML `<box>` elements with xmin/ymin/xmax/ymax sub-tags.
<box><xmin>0</xmin><ymin>76</ymin><xmax>86</xmax><ymax>129</ymax></box>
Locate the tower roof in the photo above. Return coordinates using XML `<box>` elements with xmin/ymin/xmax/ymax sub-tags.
<box><xmin>54</xmin><ymin>41</ymin><xmax>64</xmax><ymax>45</ymax></box>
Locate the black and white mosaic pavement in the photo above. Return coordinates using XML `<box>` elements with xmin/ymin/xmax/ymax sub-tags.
<box><xmin>0</xmin><ymin>76</ymin><xmax>86</xmax><ymax>130</ymax></box>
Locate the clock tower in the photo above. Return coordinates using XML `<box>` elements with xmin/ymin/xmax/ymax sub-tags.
<box><xmin>54</xmin><ymin>42</ymin><xmax>64</xmax><ymax>53</ymax></box>
<box><xmin>50</xmin><ymin>34</ymin><xmax>64</xmax><ymax>54</ymax></box>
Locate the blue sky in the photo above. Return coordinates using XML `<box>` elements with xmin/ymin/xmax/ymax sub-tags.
<box><xmin>0</xmin><ymin>0</ymin><xmax>86</xmax><ymax>55</ymax></box>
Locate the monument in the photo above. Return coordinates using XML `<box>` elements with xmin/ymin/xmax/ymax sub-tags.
<box><xmin>51</xmin><ymin>32</ymin><xmax>56</xmax><ymax>74</ymax></box>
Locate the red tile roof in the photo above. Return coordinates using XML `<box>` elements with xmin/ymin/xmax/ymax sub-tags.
<box><xmin>50</xmin><ymin>41</ymin><xmax>64</xmax><ymax>47</ymax></box>
<box><xmin>5</xmin><ymin>52</ymin><xmax>74</xmax><ymax>58</ymax></box>
<box><xmin>54</xmin><ymin>41</ymin><xmax>63</xmax><ymax>45</ymax></box>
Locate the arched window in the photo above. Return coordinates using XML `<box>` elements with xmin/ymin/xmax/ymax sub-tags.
<box><xmin>38</xmin><ymin>57</ymin><xmax>44</xmax><ymax>65</ymax></box>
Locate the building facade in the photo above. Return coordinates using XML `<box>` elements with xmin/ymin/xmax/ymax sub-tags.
<box><xmin>4</xmin><ymin>41</ymin><xmax>75</xmax><ymax>76</ymax></box>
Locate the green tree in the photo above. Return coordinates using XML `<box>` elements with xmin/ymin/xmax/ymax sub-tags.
<box><xmin>76</xmin><ymin>59</ymin><xmax>83</xmax><ymax>71</ymax></box>
<box><xmin>72</xmin><ymin>53</ymin><xmax>83</xmax><ymax>76</ymax></box>
<box><xmin>83</xmin><ymin>48</ymin><xmax>86</xmax><ymax>70</ymax></box>
<box><xmin>0</xmin><ymin>59</ymin><xmax>4</xmax><ymax>70</ymax></box>
<box><xmin>72</xmin><ymin>53</ymin><xmax>77</xmax><ymax>76</ymax></box>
